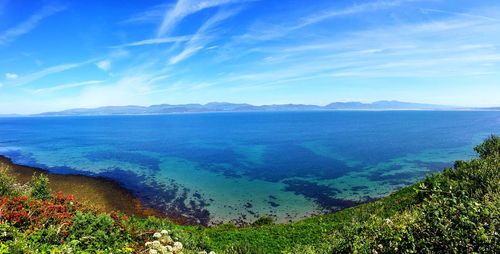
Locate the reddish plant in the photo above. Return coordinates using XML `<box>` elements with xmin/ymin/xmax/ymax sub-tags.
<box><xmin>0</xmin><ymin>193</ymin><xmax>81</xmax><ymax>233</ymax></box>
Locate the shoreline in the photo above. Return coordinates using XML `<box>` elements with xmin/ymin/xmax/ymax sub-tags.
<box><xmin>0</xmin><ymin>155</ymin><xmax>195</xmax><ymax>224</ymax></box>
<box><xmin>0</xmin><ymin>154</ymin><xmax>380</xmax><ymax>226</ymax></box>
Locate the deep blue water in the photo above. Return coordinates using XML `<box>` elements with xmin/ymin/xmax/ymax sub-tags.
<box><xmin>0</xmin><ymin>111</ymin><xmax>499</xmax><ymax>224</ymax></box>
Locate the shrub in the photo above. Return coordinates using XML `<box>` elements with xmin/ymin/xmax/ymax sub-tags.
<box><xmin>474</xmin><ymin>135</ymin><xmax>500</xmax><ymax>159</ymax></box>
<box><xmin>30</xmin><ymin>173</ymin><xmax>52</xmax><ymax>200</ymax></box>
<box><xmin>0</xmin><ymin>166</ymin><xmax>16</xmax><ymax>196</ymax></box>
<box><xmin>66</xmin><ymin>212</ymin><xmax>134</xmax><ymax>251</ymax></box>
<box><xmin>0</xmin><ymin>194</ymin><xmax>76</xmax><ymax>231</ymax></box>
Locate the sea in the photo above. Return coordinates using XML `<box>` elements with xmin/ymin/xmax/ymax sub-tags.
<box><xmin>0</xmin><ymin>111</ymin><xmax>499</xmax><ymax>224</ymax></box>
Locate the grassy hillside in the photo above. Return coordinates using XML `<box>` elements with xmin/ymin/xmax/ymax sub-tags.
<box><xmin>0</xmin><ymin>136</ymin><xmax>499</xmax><ymax>253</ymax></box>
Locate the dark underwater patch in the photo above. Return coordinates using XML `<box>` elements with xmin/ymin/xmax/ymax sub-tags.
<box><xmin>169</xmin><ymin>146</ymin><xmax>245</xmax><ymax>167</ymax></box>
<box><xmin>404</xmin><ymin>160</ymin><xmax>453</xmax><ymax>171</ymax></box>
<box><xmin>203</xmin><ymin>163</ymin><xmax>243</xmax><ymax>178</ymax></box>
<box><xmin>96</xmin><ymin>169</ymin><xmax>211</xmax><ymax>225</ymax></box>
<box><xmin>366</xmin><ymin>169</ymin><xmax>424</xmax><ymax>185</ymax></box>
<box><xmin>351</xmin><ymin>186</ymin><xmax>368</xmax><ymax>191</ymax></box>
<box><xmin>283</xmin><ymin>179</ymin><xmax>357</xmax><ymax>210</ymax></box>
<box><xmin>86</xmin><ymin>151</ymin><xmax>161</xmax><ymax>171</ymax></box>
<box><xmin>268</xmin><ymin>201</ymin><xmax>280</xmax><ymax>207</ymax></box>
<box><xmin>245</xmin><ymin>144</ymin><xmax>356</xmax><ymax>182</ymax></box>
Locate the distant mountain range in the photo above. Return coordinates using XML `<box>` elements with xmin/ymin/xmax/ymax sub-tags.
<box><xmin>30</xmin><ymin>100</ymin><xmax>478</xmax><ymax>116</ymax></box>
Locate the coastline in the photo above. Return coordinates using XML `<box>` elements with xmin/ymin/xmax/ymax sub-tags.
<box><xmin>0</xmin><ymin>154</ymin><xmax>370</xmax><ymax>226</ymax></box>
<box><xmin>0</xmin><ymin>155</ymin><xmax>182</xmax><ymax>222</ymax></box>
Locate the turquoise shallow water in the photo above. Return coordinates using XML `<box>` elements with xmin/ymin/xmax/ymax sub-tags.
<box><xmin>0</xmin><ymin>111</ymin><xmax>499</xmax><ymax>224</ymax></box>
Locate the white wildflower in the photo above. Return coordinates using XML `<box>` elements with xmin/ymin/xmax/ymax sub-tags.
<box><xmin>152</xmin><ymin>240</ymin><xmax>161</xmax><ymax>248</ymax></box>
<box><xmin>173</xmin><ymin>241</ymin><xmax>183</xmax><ymax>251</ymax></box>
<box><xmin>145</xmin><ymin>241</ymin><xmax>153</xmax><ymax>247</ymax></box>
<box><xmin>209</xmin><ymin>251</ymin><xmax>216</xmax><ymax>254</ymax></box>
<box><xmin>153</xmin><ymin>232</ymin><xmax>162</xmax><ymax>238</ymax></box>
<box><xmin>160</xmin><ymin>246</ymin><xmax>173</xmax><ymax>254</ymax></box>
<box><xmin>149</xmin><ymin>249</ymin><xmax>158</xmax><ymax>254</ymax></box>
<box><xmin>161</xmin><ymin>229</ymin><xmax>169</xmax><ymax>235</ymax></box>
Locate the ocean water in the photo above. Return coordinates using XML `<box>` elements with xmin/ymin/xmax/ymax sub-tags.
<box><xmin>0</xmin><ymin>111</ymin><xmax>499</xmax><ymax>224</ymax></box>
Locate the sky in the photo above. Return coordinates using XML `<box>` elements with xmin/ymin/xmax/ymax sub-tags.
<box><xmin>0</xmin><ymin>0</ymin><xmax>499</xmax><ymax>114</ymax></box>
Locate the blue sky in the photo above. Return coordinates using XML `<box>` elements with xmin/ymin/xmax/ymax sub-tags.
<box><xmin>0</xmin><ymin>0</ymin><xmax>499</xmax><ymax>114</ymax></box>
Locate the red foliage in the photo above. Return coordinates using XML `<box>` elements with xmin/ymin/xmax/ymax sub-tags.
<box><xmin>110</xmin><ymin>211</ymin><xmax>129</xmax><ymax>224</ymax></box>
<box><xmin>0</xmin><ymin>192</ymin><xmax>80</xmax><ymax>232</ymax></box>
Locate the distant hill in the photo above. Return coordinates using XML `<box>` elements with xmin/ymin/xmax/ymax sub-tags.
<box><xmin>36</xmin><ymin>100</ymin><xmax>459</xmax><ymax>116</ymax></box>
<box><xmin>0</xmin><ymin>114</ymin><xmax>22</xmax><ymax>117</ymax></box>
<box><xmin>325</xmin><ymin>100</ymin><xmax>451</xmax><ymax>110</ymax></box>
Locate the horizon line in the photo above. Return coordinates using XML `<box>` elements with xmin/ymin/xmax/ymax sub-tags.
<box><xmin>2</xmin><ymin>100</ymin><xmax>499</xmax><ymax>116</ymax></box>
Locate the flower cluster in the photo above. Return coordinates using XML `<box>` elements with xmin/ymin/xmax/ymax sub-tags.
<box><xmin>0</xmin><ymin>192</ymin><xmax>79</xmax><ymax>233</ymax></box>
<box><xmin>144</xmin><ymin>229</ymin><xmax>180</xmax><ymax>254</ymax></box>
<box><xmin>144</xmin><ymin>230</ymin><xmax>215</xmax><ymax>254</ymax></box>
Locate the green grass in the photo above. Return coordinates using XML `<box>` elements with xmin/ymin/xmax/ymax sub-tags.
<box><xmin>0</xmin><ymin>136</ymin><xmax>499</xmax><ymax>253</ymax></box>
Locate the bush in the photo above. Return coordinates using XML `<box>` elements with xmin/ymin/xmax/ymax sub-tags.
<box><xmin>30</xmin><ymin>174</ymin><xmax>52</xmax><ymax>200</ymax></box>
<box><xmin>66</xmin><ymin>212</ymin><xmax>134</xmax><ymax>251</ymax></box>
<box><xmin>0</xmin><ymin>166</ymin><xmax>16</xmax><ymax>196</ymax></box>
<box><xmin>474</xmin><ymin>135</ymin><xmax>500</xmax><ymax>159</ymax></box>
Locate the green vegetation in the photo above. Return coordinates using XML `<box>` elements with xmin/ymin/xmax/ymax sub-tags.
<box><xmin>0</xmin><ymin>136</ymin><xmax>499</xmax><ymax>253</ymax></box>
<box><xmin>30</xmin><ymin>174</ymin><xmax>52</xmax><ymax>200</ymax></box>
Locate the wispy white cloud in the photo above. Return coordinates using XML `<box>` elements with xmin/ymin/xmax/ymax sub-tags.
<box><xmin>0</xmin><ymin>4</ymin><xmax>65</xmax><ymax>45</ymax></box>
<box><xmin>210</xmin><ymin>8</ymin><xmax>500</xmax><ymax>91</ymax></box>
<box><xmin>109</xmin><ymin>49</ymin><xmax>130</xmax><ymax>58</ymax></box>
<box><xmin>11</xmin><ymin>75</ymin><xmax>157</xmax><ymax>114</ymax></box>
<box><xmin>297</xmin><ymin>0</ymin><xmax>412</xmax><ymax>28</ymax></box>
<box><xmin>419</xmin><ymin>8</ymin><xmax>500</xmax><ymax>22</ymax></box>
<box><xmin>239</xmin><ymin>0</ymin><xmax>418</xmax><ymax>41</ymax></box>
<box><xmin>112</xmin><ymin>36</ymin><xmax>191</xmax><ymax>48</ymax></box>
<box><xmin>146</xmin><ymin>80</ymin><xmax>217</xmax><ymax>94</ymax></box>
<box><xmin>123</xmin><ymin>3</ymin><xmax>169</xmax><ymax>24</ymax></box>
<box><xmin>213</xmin><ymin>0</ymin><xmax>424</xmax><ymax>63</ymax></box>
<box><xmin>33</xmin><ymin>80</ymin><xmax>104</xmax><ymax>93</ymax></box>
<box><xmin>96</xmin><ymin>60</ymin><xmax>111</xmax><ymax>71</ymax></box>
<box><xmin>9</xmin><ymin>59</ymin><xmax>96</xmax><ymax>86</ymax></box>
<box><xmin>5</xmin><ymin>72</ymin><xmax>18</xmax><ymax>80</ymax></box>
<box><xmin>157</xmin><ymin>0</ymin><xmax>250</xmax><ymax>37</ymax></box>
<box><xmin>146</xmin><ymin>74</ymin><xmax>171</xmax><ymax>85</ymax></box>
<box><xmin>169</xmin><ymin>8</ymin><xmax>241</xmax><ymax>64</ymax></box>
<box><xmin>71</xmin><ymin>75</ymin><xmax>155</xmax><ymax>108</ymax></box>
